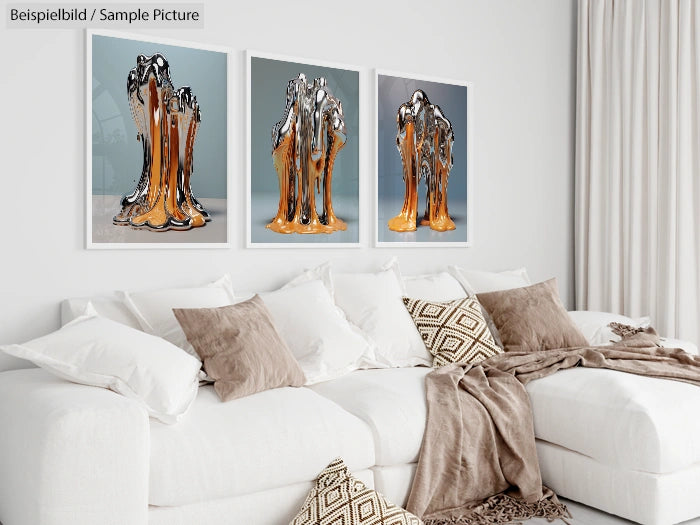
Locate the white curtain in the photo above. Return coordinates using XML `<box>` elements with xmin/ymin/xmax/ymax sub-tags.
<box><xmin>576</xmin><ymin>0</ymin><xmax>700</xmax><ymax>344</ymax></box>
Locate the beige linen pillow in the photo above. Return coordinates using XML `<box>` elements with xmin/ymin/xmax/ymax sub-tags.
<box><xmin>476</xmin><ymin>278</ymin><xmax>588</xmax><ymax>353</ymax></box>
<box><xmin>290</xmin><ymin>458</ymin><xmax>423</xmax><ymax>525</ymax></box>
<box><xmin>402</xmin><ymin>296</ymin><xmax>502</xmax><ymax>367</ymax></box>
<box><xmin>173</xmin><ymin>295</ymin><xmax>305</xmax><ymax>402</ymax></box>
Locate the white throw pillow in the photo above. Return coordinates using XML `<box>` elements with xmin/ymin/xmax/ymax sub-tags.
<box><xmin>0</xmin><ymin>307</ymin><xmax>201</xmax><ymax>424</ymax></box>
<box><xmin>61</xmin><ymin>294</ymin><xmax>142</xmax><ymax>329</ymax></box>
<box><xmin>448</xmin><ymin>266</ymin><xmax>531</xmax><ymax>295</ymax></box>
<box><xmin>403</xmin><ymin>271</ymin><xmax>467</xmax><ymax>301</ymax></box>
<box><xmin>567</xmin><ymin>311</ymin><xmax>651</xmax><ymax>346</ymax></box>
<box><xmin>282</xmin><ymin>261</ymin><xmax>335</xmax><ymax>298</ymax></box>
<box><xmin>333</xmin><ymin>265</ymin><xmax>431</xmax><ymax>367</ymax></box>
<box><xmin>260</xmin><ymin>279</ymin><xmax>377</xmax><ymax>384</ymax></box>
<box><xmin>123</xmin><ymin>275</ymin><xmax>235</xmax><ymax>360</ymax></box>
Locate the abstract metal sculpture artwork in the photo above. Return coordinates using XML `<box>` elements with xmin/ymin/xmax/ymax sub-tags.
<box><xmin>114</xmin><ymin>53</ymin><xmax>210</xmax><ymax>231</ymax></box>
<box><xmin>267</xmin><ymin>73</ymin><xmax>347</xmax><ymax>234</ymax></box>
<box><xmin>388</xmin><ymin>89</ymin><xmax>455</xmax><ymax>233</ymax></box>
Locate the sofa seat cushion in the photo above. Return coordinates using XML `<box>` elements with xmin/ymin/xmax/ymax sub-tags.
<box><xmin>526</xmin><ymin>367</ymin><xmax>700</xmax><ymax>474</ymax></box>
<box><xmin>149</xmin><ymin>385</ymin><xmax>375</xmax><ymax>507</ymax></box>
<box><xmin>149</xmin><ymin>470</ymin><xmax>376</xmax><ymax>525</ymax></box>
<box><xmin>310</xmin><ymin>364</ymin><xmax>700</xmax><ymax>476</ymax></box>
<box><xmin>310</xmin><ymin>368</ymin><xmax>432</xmax><ymax>467</ymax></box>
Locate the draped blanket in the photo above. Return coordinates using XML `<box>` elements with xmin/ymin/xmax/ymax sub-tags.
<box><xmin>406</xmin><ymin>345</ymin><xmax>700</xmax><ymax>524</ymax></box>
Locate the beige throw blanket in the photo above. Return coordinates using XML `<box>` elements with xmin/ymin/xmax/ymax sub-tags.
<box><xmin>406</xmin><ymin>345</ymin><xmax>700</xmax><ymax>524</ymax></box>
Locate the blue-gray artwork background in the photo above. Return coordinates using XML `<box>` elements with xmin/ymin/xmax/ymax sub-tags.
<box><xmin>377</xmin><ymin>74</ymin><xmax>469</xmax><ymax>244</ymax></box>
<box><xmin>91</xmin><ymin>34</ymin><xmax>227</xmax><ymax>199</ymax></box>
<box><xmin>250</xmin><ymin>56</ymin><xmax>360</xmax><ymax>244</ymax></box>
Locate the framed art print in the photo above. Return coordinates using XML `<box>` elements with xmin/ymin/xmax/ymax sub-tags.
<box><xmin>247</xmin><ymin>51</ymin><xmax>362</xmax><ymax>247</ymax></box>
<box><xmin>375</xmin><ymin>70</ymin><xmax>473</xmax><ymax>247</ymax></box>
<box><xmin>87</xmin><ymin>30</ymin><xmax>231</xmax><ymax>249</ymax></box>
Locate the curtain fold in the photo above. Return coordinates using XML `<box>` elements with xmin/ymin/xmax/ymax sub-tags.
<box><xmin>576</xmin><ymin>0</ymin><xmax>700</xmax><ymax>344</ymax></box>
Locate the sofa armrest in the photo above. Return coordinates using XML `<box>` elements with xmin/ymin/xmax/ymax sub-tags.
<box><xmin>0</xmin><ymin>368</ymin><xmax>149</xmax><ymax>525</ymax></box>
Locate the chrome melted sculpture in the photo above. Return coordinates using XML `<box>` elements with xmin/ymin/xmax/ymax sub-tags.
<box><xmin>268</xmin><ymin>74</ymin><xmax>347</xmax><ymax>234</ymax></box>
<box><xmin>388</xmin><ymin>89</ymin><xmax>455</xmax><ymax>232</ymax></box>
<box><xmin>114</xmin><ymin>53</ymin><xmax>209</xmax><ymax>231</ymax></box>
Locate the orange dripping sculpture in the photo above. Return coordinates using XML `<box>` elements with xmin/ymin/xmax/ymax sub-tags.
<box><xmin>388</xmin><ymin>89</ymin><xmax>455</xmax><ymax>233</ymax></box>
<box><xmin>114</xmin><ymin>53</ymin><xmax>209</xmax><ymax>231</ymax></box>
<box><xmin>267</xmin><ymin>74</ymin><xmax>347</xmax><ymax>234</ymax></box>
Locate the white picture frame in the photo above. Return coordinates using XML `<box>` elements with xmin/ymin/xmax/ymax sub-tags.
<box><xmin>246</xmin><ymin>50</ymin><xmax>365</xmax><ymax>248</ymax></box>
<box><xmin>86</xmin><ymin>29</ymin><xmax>233</xmax><ymax>249</ymax></box>
<box><xmin>374</xmin><ymin>69</ymin><xmax>474</xmax><ymax>248</ymax></box>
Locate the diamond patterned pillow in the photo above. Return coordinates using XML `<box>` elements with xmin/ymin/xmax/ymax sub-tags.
<box><xmin>402</xmin><ymin>296</ymin><xmax>502</xmax><ymax>367</ymax></box>
<box><xmin>290</xmin><ymin>458</ymin><xmax>423</xmax><ymax>525</ymax></box>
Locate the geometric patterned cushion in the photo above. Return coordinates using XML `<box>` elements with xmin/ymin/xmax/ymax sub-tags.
<box><xmin>402</xmin><ymin>296</ymin><xmax>502</xmax><ymax>368</ymax></box>
<box><xmin>289</xmin><ymin>458</ymin><xmax>423</xmax><ymax>525</ymax></box>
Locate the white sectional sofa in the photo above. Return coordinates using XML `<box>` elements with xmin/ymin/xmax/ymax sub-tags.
<box><xmin>0</xmin><ymin>267</ymin><xmax>699</xmax><ymax>525</ymax></box>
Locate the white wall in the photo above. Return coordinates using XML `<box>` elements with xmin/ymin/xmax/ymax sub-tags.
<box><xmin>0</xmin><ymin>0</ymin><xmax>577</xmax><ymax>343</ymax></box>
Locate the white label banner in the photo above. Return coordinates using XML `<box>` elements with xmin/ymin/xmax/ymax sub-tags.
<box><xmin>6</xmin><ymin>3</ymin><xmax>205</xmax><ymax>28</ymax></box>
